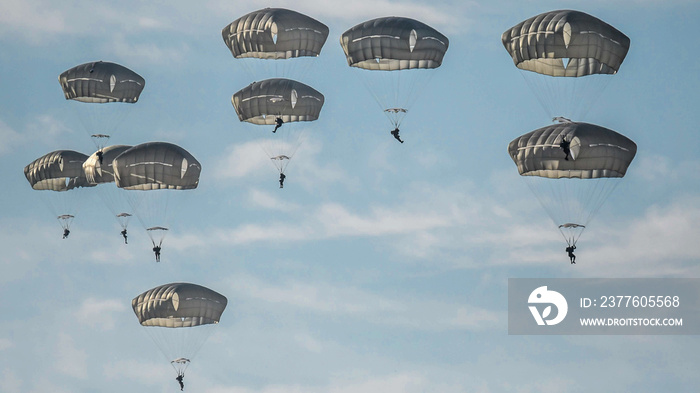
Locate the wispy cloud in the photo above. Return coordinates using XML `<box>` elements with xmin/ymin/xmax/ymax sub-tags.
<box><xmin>247</xmin><ymin>188</ymin><xmax>303</xmax><ymax>211</ymax></box>
<box><xmin>54</xmin><ymin>333</ymin><xmax>88</xmax><ymax>379</ymax></box>
<box><xmin>583</xmin><ymin>195</ymin><xmax>700</xmax><ymax>276</ymax></box>
<box><xmin>203</xmin><ymin>372</ymin><xmax>469</xmax><ymax>393</ymax></box>
<box><xmin>228</xmin><ymin>273</ymin><xmax>500</xmax><ymax>331</ymax></box>
<box><xmin>0</xmin><ymin>0</ymin><xmax>68</xmax><ymax>43</ymax></box>
<box><xmin>214</xmin><ymin>140</ymin><xmax>271</xmax><ymax>179</ymax></box>
<box><xmin>0</xmin><ymin>114</ymin><xmax>73</xmax><ymax>154</ymax></box>
<box><xmin>74</xmin><ymin>298</ymin><xmax>128</xmax><ymax>331</ymax></box>
<box><xmin>0</xmin><ymin>338</ymin><xmax>13</xmax><ymax>351</ymax></box>
<box><xmin>104</xmin><ymin>34</ymin><xmax>189</xmax><ymax>66</ymax></box>
<box><xmin>103</xmin><ymin>359</ymin><xmax>170</xmax><ymax>384</ymax></box>
<box><xmin>213</xmin><ymin>138</ymin><xmax>344</xmax><ymax>187</ymax></box>
<box><xmin>0</xmin><ymin>119</ymin><xmax>23</xmax><ymax>156</ymax></box>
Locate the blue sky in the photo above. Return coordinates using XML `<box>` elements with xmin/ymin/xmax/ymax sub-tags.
<box><xmin>1</xmin><ymin>0</ymin><xmax>700</xmax><ymax>392</ymax></box>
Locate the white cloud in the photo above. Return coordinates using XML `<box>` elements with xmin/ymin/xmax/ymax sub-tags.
<box><xmin>293</xmin><ymin>333</ymin><xmax>324</xmax><ymax>353</ymax></box>
<box><xmin>213</xmin><ymin>138</ymin><xmax>345</xmax><ymax>189</ymax></box>
<box><xmin>228</xmin><ymin>274</ymin><xmax>499</xmax><ymax>331</ymax></box>
<box><xmin>219</xmin><ymin>222</ymin><xmax>314</xmax><ymax>244</ymax></box>
<box><xmin>54</xmin><ymin>333</ymin><xmax>88</xmax><ymax>379</ymax></box>
<box><xmin>0</xmin><ymin>119</ymin><xmax>23</xmax><ymax>155</ymax></box>
<box><xmin>74</xmin><ymin>298</ymin><xmax>127</xmax><ymax>331</ymax></box>
<box><xmin>0</xmin><ymin>0</ymin><xmax>68</xmax><ymax>42</ymax></box>
<box><xmin>25</xmin><ymin>114</ymin><xmax>74</xmax><ymax>143</ymax></box>
<box><xmin>0</xmin><ymin>114</ymin><xmax>73</xmax><ymax>154</ymax></box>
<box><xmin>247</xmin><ymin>188</ymin><xmax>302</xmax><ymax>211</ymax></box>
<box><xmin>104</xmin><ymin>34</ymin><xmax>189</xmax><ymax>66</ymax></box>
<box><xmin>632</xmin><ymin>153</ymin><xmax>700</xmax><ymax>185</ymax></box>
<box><xmin>210</xmin><ymin>0</ymin><xmax>466</xmax><ymax>31</ymax></box>
<box><xmin>103</xmin><ymin>359</ymin><xmax>169</xmax><ymax>385</ymax></box>
<box><xmin>582</xmin><ymin>195</ymin><xmax>700</xmax><ymax>276</ymax></box>
<box><xmin>0</xmin><ymin>338</ymin><xmax>13</xmax><ymax>351</ymax></box>
<box><xmin>203</xmin><ymin>372</ymin><xmax>468</xmax><ymax>393</ymax></box>
<box><xmin>1</xmin><ymin>368</ymin><xmax>22</xmax><ymax>393</ymax></box>
<box><xmin>214</xmin><ymin>141</ymin><xmax>271</xmax><ymax>179</ymax></box>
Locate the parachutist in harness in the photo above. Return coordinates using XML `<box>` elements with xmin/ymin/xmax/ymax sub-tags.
<box><xmin>176</xmin><ymin>373</ymin><xmax>184</xmax><ymax>391</ymax></box>
<box><xmin>273</xmin><ymin>117</ymin><xmax>284</xmax><ymax>133</ymax></box>
<box><xmin>121</xmin><ymin>229</ymin><xmax>128</xmax><ymax>244</ymax></box>
<box><xmin>63</xmin><ymin>228</ymin><xmax>70</xmax><ymax>239</ymax></box>
<box><xmin>153</xmin><ymin>244</ymin><xmax>162</xmax><ymax>262</ymax></box>
<box><xmin>559</xmin><ymin>138</ymin><xmax>571</xmax><ymax>161</ymax></box>
<box><xmin>279</xmin><ymin>172</ymin><xmax>286</xmax><ymax>188</ymax></box>
<box><xmin>566</xmin><ymin>245</ymin><xmax>576</xmax><ymax>264</ymax></box>
<box><xmin>96</xmin><ymin>149</ymin><xmax>104</xmax><ymax>165</ymax></box>
<box><xmin>391</xmin><ymin>127</ymin><xmax>404</xmax><ymax>143</ymax></box>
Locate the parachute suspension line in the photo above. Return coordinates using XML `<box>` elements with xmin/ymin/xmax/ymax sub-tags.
<box><xmin>525</xmin><ymin>175</ymin><xmax>623</xmax><ymax>247</ymax></box>
<box><xmin>355</xmin><ymin>69</ymin><xmax>391</xmax><ymax>118</ymax></box>
<box><xmin>560</xmin><ymin>225</ymin><xmax>585</xmax><ymax>247</ymax></box>
<box><xmin>523</xmin><ymin>177</ymin><xmax>563</xmax><ymax>230</ymax></box>
<box><xmin>124</xmin><ymin>189</ymin><xmax>172</xmax><ymax>246</ymax></box>
<box><xmin>257</xmin><ymin>122</ymin><xmax>308</xmax><ymax>174</ymax></box>
<box><xmin>234</xmin><ymin>57</ymin><xmax>319</xmax><ymax>83</ymax></box>
<box><xmin>57</xmin><ymin>214</ymin><xmax>75</xmax><ymax>231</ymax></box>
<box><xmin>580</xmin><ymin>177</ymin><xmax>622</xmax><ymax>226</ymax></box>
<box><xmin>69</xmin><ymin>101</ymin><xmax>131</xmax><ymax>147</ymax></box>
<box><xmin>519</xmin><ymin>71</ymin><xmax>614</xmax><ymax>121</ymax></box>
<box><xmin>142</xmin><ymin>324</ymin><xmax>217</xmax><ymax>375</ymax></box>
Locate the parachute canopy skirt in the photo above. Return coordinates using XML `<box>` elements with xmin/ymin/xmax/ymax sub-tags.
<box><xmin>508</xmin><ymin>122</ymin><xmax>637</xmax><ymax>179</ymax></box>
<box><xmin>59</xmin><ymin>61</ymin><xmax>145</xmax><ymax>103</ymax></box>
<box><xmin>132</xmin><ymin>283</ymin><xmax>228</xmax><ymax>328</ymax></box>
<box><xmin>340</xmin><ymin>16</ymin><xmax>449</xmax><ymax>71</ymax></box>
<box><xmin>501</xmin><ymin>10</ymin><xmax>630</xmax><ymax>77</ymax></box>
<box><xmin>24</xmin><ymin>150</ymin><xmax>92</xmax><ymax>191</ymax></box>
<box><xmin>222</xmin><ymin>8</ymin><xmax>329</xmax><ymax>59</ymax></box>
<box><xmin>232</xmin><ymin>78</ymin><xmax>325</xmax><ymax>125</ymax></box>
<box><xmin>113</xmin><ymin>142</ymin><xmax>201</xmax><ymax>190</ymax></box>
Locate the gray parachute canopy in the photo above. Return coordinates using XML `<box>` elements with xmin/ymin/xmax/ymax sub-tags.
<box><xmin>24</xmin><ymin>150</ymin><xmax>93</xmax><ymax>191</ymax></box>
<box><xmin>83</xmin><ymin>145</ymin><xmax>132</xmax><ymax>185</ymax></box>
<box><xmin>501</xmin><ymin>10</ymin><xmax>630</xmax><ymax>77</ymax></box>
<box><xmin>59</xmin><ymin>61</ymin><xmax>145</xmax><ymax>103</ymax></box>
<box><xmin>340</xmin><ymin>16</ymin><xmax>449</xmax><ymax>71</ymax></box>
<box><xmin>112</xmin><ymin>142</ymin><xmax>201</xmax><ymax>190</ymax></box>
<box><xmin>222</xmin><ymin>8</ymin><xmax>329</xmax><ymax>59</ymax></box>
<box><xmin>132</xmin><ymin>283</ymin><xmax>228</xmax><ymax>328</ymax></box>
<box><xmin>232</xmin><ymin>78</ymin><xmax>325</xmax><ymax>125</ymax></box>
<box><xmin>508</xmin><ymin>122</ymin><xmax>637</xmax><ymax>179</ymax></box>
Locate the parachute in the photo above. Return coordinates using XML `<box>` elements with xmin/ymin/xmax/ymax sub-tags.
<box><xmin>24</xmin><ymin>150</ymin><xmax>94</xmax><ymax>234</ymax></box>
<box><xmin>58</xmin><ymin>61</ymin><xmax>145</xmax><ymax>149</ymax></box>
<box><xmin>508</xmin><ymin>122</ymin><xmax>636</xmax><ymax>246</ymax></box>
<box><xmin>222</xmin><ymin>8</ymin><xmax>329</xmax><ymax>79</ymax></box>
<box><xmin>83</xmin><ymin>145</ymin><xmax>133</xmax><ymax>233</ymax></box>
<box><xmin>132</xmin><ymin>283</ymin><xmax>228</xmax><ymax>379</ymax></box>
<box><xmin>112</xmin><ymin>142</ymin><xmax>201</xmax><ymax>251</ymax></box>
<box><xmin>501</xmin><ymin>10</ymin><xmax>630</xmax><ymax>119</ymax></box>
<box><xmin>232</xmin><ymin>78</ymin><xmax>324</xmax><ymax>174</ymax></box>
<box><xmin>340</xmin><ymin>16</ymin><xmax>449</xmax><ymax>131</ymax></box>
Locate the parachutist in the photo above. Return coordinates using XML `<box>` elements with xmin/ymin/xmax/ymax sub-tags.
<box><xmin>63</xmin><ymin>228</ymin><xmax>70</xmax><ymax>239</ymax></box>
<box><xmin>153</xmin><ymin>245</ymin><xmax>161</xmax><ymax>262</ymax></box>
<box><xmin>279</xmin><ymin>172</ymin><xmax>286</xmax><ymax>188</ymax></box>
<box><xmin>391</xmin><ymin>127</ymin><xmax>404</xmax><ymax>143</ymax></box>
<box><xmin>559</xmin><ymin>138</ymin><xmax>571</xmax><ymax>161</ymax></box>
<box><xmin>566</xmin><ymin>245</ymin><xmax>576</xmax><ymax>264</ymax></box>
<box><xmin>96</xmin><ymin>149</ymin><xmax>104</xmax><ymax>165</ymax></box>
<box><xmin>273</xmin><ymin>117</ymin><xmax>284</xmax><ymax>133</ymax></box>
<box><xmin>121</xmin><ymin>229</ymin><xmax>128</xmax><ymax>244</ymax></box>
<box><xmin>176</xmin><ymin>374</ymin><xmax>184</xmax><ymax>391</ymax></box>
